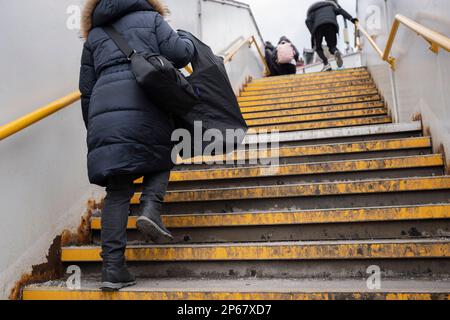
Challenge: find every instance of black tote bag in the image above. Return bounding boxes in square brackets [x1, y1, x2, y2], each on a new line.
[174, 31, 249, 158]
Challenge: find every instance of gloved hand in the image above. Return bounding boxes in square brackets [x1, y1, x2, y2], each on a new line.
[351, 18, 359, 24]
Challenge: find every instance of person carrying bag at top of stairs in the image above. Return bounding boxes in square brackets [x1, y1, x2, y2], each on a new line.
[79, 0, 197, 292]
[306, 0, 358, 72]
[264, 37, 300, 76]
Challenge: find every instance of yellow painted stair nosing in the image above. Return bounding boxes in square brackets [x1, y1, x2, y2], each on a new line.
[90, 204, 450, 230]
[246, 108, 387, 127]
[60, 240, 450, 262]
[176, 137, 431, 165]
[165, 155, 443, 183]
[239, 89, 380, 108]
[133, 176, 450, 204]
[240, 95, 382, 114]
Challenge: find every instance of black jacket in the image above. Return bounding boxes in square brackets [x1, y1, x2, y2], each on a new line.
[79, 0, 194, 186]
[306, 1, 354, 35]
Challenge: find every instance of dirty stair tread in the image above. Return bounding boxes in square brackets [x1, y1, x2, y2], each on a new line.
[60, 238, 450, 262]
[243, 121, 422, 144]
[159, 155, 443, 183]
[23, 278, 450, 301]
[177, 136, 431, 165]
[91, 204, 450, 230]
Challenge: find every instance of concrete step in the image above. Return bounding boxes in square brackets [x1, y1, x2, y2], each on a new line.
[240, 95, 382, 114]
[248, 70, 369, 86]
[154, 176, 450, 203]
[244, 74, 372, 91]
[162, 155, 443, 184]
[252, 67, 367, 82]
[241, 78, 374, 96]
[23, 278, 450, 300]
[244, 121, 423, 145]
[247, 116, 392, 133]
[91, 204, 450, 244]
[177, 137, 431, 168]
[243, 101, 385, 120]
[61, 239, 450, 263]
[246, 108, 388, 127]
[238, 84, 377, 102]
[239, 89, 379, 108]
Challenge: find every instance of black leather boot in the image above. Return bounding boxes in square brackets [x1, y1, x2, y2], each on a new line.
[101, 258, 136, 292]
[136, 200, 173, 243]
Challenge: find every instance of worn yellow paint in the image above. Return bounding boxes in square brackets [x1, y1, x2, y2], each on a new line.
[91, 204, 450, 230]
[168, 155, 442, 183]
[245, 75, 372, 92]
[133, 176, 450, 204]
[241, 79, 374, 96]
[22, 289, 450, 301]
[176, 137, 431, 165]
[239, 89, 380, 108]
[252, 67, 366, 82]
[60, 241, 450, 262]
[238, 84, 377, 102]
[247, 108, 387, 127]
[250, 70, 369, 86]
[247, 73, 371, 88]
[240, 95, 382, 114]
[246, 116, 392, 133]
[243, 101, 385, 120]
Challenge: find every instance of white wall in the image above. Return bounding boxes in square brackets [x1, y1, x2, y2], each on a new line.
[357, 0, 450, 160]
[0, 0, 264, 299]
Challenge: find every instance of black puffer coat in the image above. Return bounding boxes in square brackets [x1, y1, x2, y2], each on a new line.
[306, 1, 354, 35]
[79, 0, 194, 186]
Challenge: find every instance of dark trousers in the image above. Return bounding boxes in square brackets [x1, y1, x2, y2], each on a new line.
[100, 170, 171, 261]
[314, 24, 338, 65]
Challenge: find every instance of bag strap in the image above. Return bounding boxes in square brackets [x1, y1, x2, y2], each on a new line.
[103, 26, 136, 60]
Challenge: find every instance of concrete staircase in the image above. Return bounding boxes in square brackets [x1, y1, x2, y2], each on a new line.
[23, 67, 450, 300]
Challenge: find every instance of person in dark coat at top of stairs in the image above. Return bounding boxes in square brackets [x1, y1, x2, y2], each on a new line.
[79, 0, 195, 292]
[306, 0, 358, 71]
[265, 37, 300, 76]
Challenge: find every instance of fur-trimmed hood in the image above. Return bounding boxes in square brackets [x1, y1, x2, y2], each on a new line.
[81, 0, 168, 38]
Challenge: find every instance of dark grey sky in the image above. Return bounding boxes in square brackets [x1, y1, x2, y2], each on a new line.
[243, 0, 357, 52]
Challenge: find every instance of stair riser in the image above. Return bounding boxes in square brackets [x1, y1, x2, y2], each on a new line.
[273, 132, 424, 148]
[245, 76, 373, 92]
[239, 85, 377, 102]
[248, 71, 370, 86]
[149, 191, 450, 215]
[164, 167, 443, 190]
[74, 259, 450, 280]
[92, 220, 450, 244]
[241, 79, 375, 96]
[175, 149, 432, 170]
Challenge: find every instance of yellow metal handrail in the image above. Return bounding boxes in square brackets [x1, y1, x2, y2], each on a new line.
[0, 91, 81, 140]
[356, 14, 450, 70]
[0, 35, 268, 140]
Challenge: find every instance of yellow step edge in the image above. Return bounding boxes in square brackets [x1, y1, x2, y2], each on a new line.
[238, 84, 377, 102]
[250, 70, 370, 85]
[241, 79, 374, 96]
[22, 289, 450, 301]
[248, 73, 371, 87]
[239, 89, 380, 108]
[240, 95, 382, 114]
[246, 116, 392, 133]
[91, 204, 450, 230]
[176, 137, 431, 165]
[252, 67, 367, 82]
[166, 155, 442, 183]
[246, 108, 387, 127]
[60, 240, 450, 262]
[243, 101, 385, 120]
[245, 75, 372, 91]
[132, 176, 450, 204]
